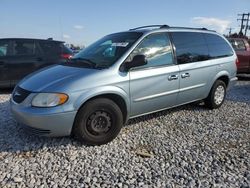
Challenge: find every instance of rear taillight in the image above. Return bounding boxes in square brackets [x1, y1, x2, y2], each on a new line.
[235, 58, 240, 68]
[61, 53, 72, 59]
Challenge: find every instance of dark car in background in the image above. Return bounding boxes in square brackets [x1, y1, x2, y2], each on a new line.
[0, 38, 73, 88]
[228, 38, 250, 74]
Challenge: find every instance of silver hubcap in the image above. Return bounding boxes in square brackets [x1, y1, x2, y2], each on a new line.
[214, 85, 225, 105]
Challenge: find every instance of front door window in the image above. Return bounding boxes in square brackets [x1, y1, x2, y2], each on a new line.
[128, 33, 174, 69]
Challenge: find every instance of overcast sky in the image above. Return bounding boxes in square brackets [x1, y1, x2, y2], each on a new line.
[0, 0, 249, 46]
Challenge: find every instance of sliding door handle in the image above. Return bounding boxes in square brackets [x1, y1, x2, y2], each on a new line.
[181, 73, 190, 78]
[168, 75, 179, 81]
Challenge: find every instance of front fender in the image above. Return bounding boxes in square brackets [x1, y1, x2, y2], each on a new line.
[73, 85, 130, 117]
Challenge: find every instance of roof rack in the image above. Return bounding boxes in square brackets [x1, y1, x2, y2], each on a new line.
[169, 26, 208, 30]
[129, 25, 213, 32]
[129, 25, 170, 31]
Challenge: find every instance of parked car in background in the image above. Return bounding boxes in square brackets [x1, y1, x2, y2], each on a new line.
[228, 38, 250, 73]
[71, 49, 81, 55]
[11, 25, 237, 145]
[0, 38, 73, 88]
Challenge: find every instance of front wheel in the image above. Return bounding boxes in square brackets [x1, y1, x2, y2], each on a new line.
[73, 98, 123, 145]
[205, 80, 227, 109]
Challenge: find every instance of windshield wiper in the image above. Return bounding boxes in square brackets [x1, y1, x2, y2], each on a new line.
[69, 58, 97, 68]
[65, 58, 109, 69]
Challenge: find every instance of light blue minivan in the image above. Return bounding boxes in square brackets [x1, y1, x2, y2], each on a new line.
[11, 25, 237, 145]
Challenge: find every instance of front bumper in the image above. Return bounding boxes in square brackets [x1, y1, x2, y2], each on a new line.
[11, 99, 77, 137]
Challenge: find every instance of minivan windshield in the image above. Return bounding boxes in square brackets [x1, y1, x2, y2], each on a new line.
[69, 32, 143, 69]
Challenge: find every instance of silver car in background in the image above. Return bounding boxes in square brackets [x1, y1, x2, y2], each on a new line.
[11, 25, 237, 145]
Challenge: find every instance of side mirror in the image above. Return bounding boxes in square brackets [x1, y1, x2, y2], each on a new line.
[123, 55, 147, 71]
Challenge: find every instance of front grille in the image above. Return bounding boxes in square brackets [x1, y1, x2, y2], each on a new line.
[12, 86, 31, 104]
[20, 124, 51, 136]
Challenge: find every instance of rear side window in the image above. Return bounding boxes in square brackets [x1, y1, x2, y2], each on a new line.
[0, 40, 10, 57]
[204, 34, 234, 58]
[13, 40, 36, 56]
[39, 41, 62, 56]
[171, 32, 209, 64]
[229, 39, 246, 51]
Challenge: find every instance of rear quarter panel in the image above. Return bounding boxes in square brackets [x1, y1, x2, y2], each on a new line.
[209, 55, 237, 93]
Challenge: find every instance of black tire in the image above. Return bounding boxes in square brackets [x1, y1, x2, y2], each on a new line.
[73, 98, 123, 145]
[205, 80, 227, 109]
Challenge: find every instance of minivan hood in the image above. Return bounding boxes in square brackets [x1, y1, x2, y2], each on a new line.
[19, 65, 99, 92]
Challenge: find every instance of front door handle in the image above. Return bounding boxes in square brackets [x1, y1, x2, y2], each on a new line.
[181, 73, 190, 78]
[168, 75, 179, 81]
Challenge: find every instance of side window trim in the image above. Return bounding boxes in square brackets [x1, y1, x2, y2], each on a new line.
[168, 32, 178, 65]
[130, 60, 176, 72]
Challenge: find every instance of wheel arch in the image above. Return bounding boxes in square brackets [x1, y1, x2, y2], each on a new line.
[205, 71, 230, 99]
[85, 94, 128, 124]
[216, 75, 229, 87]
[211, 71, 230, 89]
[74, 87, 130, 124]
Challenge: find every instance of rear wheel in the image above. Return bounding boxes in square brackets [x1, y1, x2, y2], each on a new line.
[205, 80, 226, 109]
[73, 98, 123, 145]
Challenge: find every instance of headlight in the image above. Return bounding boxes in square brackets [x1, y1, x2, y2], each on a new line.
[32, 93, 68, 107]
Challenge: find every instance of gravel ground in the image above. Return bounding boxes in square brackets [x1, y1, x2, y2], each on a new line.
[0, 79, 249, 188]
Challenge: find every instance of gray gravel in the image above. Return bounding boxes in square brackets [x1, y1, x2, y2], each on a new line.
[0, 79, 250, 187]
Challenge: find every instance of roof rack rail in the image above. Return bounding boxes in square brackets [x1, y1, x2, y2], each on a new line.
[169, 26, 209, 30]
[171, 27, 217, 32]
[129, 25, 170, 31]
[129, 25, 215, 32]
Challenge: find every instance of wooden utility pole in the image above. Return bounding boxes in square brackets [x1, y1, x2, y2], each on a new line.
[237, 13, 250, 36]
[245, 13, 250, 36]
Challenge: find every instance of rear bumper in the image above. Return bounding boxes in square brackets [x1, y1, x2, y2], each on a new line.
[11, 100, 77, 137]
[228, 77, 238, 89]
